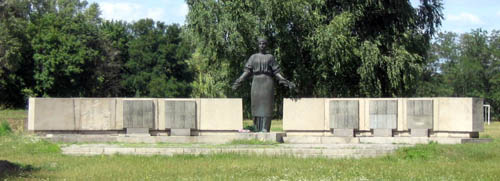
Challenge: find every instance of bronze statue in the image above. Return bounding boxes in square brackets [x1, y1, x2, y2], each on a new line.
[232, 37, 295, 132]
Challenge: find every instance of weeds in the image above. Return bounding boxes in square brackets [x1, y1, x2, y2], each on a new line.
[0, 121, 12, 136]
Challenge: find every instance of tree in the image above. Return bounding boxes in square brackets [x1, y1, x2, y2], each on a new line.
[0, 0, 35, 107]
[94, 20, 130, 97]
[122, 20, 193, 97]
[186, 0, 443, 117]
[29, 0, 101, 97]
[424, 29, 500, 119]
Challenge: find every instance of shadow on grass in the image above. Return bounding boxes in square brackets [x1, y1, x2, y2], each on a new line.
[0, 160, 38, 179]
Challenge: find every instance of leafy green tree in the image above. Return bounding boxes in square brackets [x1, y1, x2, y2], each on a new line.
[94, 20, 130, 97]
[29, 0, 101, 97]
[424, 29, 500, 118]
[0, 0, 35, 107]
[187, 48, 229, 98]
[123, 20, 193, 97]
[187, 0, 443, 117]
[416, 31, 457, 96]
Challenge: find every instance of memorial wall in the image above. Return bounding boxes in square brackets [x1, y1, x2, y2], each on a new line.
[28, 98, 243, 136]
[283, 98, 484, 138]
[29, 97, 483, 138]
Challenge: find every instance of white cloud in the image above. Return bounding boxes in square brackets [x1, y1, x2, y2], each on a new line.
[99, 2, 166, 22]
[497, 11, 500, 16]
[447, 12, 484, 25]
[88, 0, 187, 24]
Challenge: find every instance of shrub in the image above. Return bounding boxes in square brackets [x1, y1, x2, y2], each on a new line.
[0, 121, 12, 136]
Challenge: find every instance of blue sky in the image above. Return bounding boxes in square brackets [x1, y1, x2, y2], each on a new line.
[88, 0, 500, 33]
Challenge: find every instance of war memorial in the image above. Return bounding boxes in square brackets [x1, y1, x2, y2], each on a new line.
[26, 38, 488, 158]
[26, 96, 486, 157]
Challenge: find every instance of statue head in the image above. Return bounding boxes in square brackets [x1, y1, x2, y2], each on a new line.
[258, 37, 267, 53]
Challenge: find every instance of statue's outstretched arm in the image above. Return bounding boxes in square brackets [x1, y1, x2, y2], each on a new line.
[232, 71, 250, 90]
[275, 73, 296, 89]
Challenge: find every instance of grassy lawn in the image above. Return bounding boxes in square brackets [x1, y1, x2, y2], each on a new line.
[2, 109, 500, 180]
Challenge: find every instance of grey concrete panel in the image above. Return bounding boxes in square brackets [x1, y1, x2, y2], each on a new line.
[123, 100, 154, 128]
[165, 101, 175, 128]
[387, 100, 397, 114]
[329, 100, 359, 129]
[408, 100, 433, 129]
[185, 101, 196, 128]
[143, 101, 154, 128]
[369, 100, 397, 129]
[165, 101, 196, 129]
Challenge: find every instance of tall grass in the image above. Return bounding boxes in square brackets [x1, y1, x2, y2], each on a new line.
[0, 109, 26, 133]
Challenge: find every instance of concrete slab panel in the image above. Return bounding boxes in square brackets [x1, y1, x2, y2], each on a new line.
[369, 100, 397, 129]
[79, 98, 116, 130]
[33, 98, 76, 130]
[199, 99, 242, 131]
[158, 98, 200, 130]
[407, 100, 433, 129]
[283, 98, 325, 131]
[165, 101, 196, 129]
[123, 100, 154, 128]
[436, 98, 474, 131]
[329, 100, 359, 129]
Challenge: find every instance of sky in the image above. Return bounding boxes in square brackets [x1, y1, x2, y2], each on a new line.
[87, 0, 500, 34]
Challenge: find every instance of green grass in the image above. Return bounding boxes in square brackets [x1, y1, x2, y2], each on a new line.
[227, 139, 279, 146]
[243, 119, 283, 132]
[2, 109, 500, 180]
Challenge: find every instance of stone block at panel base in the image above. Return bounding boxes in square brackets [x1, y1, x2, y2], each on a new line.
[333, 129, 354, 137]
[411, 129, 429, 137]
[373, 129, 392, 137]
[170, 129, 191, 136]
[127, 128, 149, 135]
